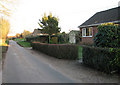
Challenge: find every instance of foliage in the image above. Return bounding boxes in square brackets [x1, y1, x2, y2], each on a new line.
[0, 39, 9, 46]
[38, 13, 61, 43]
[15, 33, 21, 38]
[31, 42, 80, 60]
[22, 30, 31, 38]
[26, 36, 49, 43]
[26, 37, 34, 42]
[94, 23, 120, 47]
[58, 32, 69, 44]
[51, 36, 58, 44]
[0, 0, 10, 16]
[0, 17, 10, 43]
[38, 13, 61, 35]
[82, 46, 120, 74]
[0, 0, 17, 16]
[75, 32, 81, 44]
[109, 48, 120, 72]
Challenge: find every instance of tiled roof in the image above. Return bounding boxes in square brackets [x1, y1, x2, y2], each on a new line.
[79, 6, 120, 27]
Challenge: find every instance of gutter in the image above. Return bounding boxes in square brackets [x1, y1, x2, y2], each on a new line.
[78, 20, 120, 28]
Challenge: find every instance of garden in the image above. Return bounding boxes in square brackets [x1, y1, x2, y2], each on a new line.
[30, 23, 120, 74]
[82, 23, 120, 74]
[14, 13, 120, 74]
[14, 38, 31, 47]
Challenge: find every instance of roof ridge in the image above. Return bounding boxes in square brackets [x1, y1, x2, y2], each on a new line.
[97, 6, 119, 14]
[79, 6, 120, 27]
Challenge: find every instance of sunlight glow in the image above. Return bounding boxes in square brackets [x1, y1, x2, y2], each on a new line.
[8, 0, 119, 36]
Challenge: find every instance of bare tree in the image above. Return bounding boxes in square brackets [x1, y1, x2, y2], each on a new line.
[0, 17, 10, 43]
[0, 0, 17, 44]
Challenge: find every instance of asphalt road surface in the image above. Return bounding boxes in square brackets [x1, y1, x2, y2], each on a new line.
[2, 40, 74, 83]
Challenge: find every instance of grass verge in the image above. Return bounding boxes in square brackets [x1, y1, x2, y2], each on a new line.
[14, 38, 25, 42]
[78, 46, 82, 60]
[0, 46, 8, 60]
[0, 40, 9, 68]
[17, 41, 31, 47]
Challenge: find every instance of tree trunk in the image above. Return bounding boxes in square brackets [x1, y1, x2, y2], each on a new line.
[2, 39, 5, 43]
[0, 39, 2, 44]
[0, 38, 6, 45]
[49, 35, 51, 44]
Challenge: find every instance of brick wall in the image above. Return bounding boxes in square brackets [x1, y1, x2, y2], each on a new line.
[80, 26, 98, 45]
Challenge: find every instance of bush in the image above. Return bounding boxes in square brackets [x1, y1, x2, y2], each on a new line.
[83, 46, 120, 74]
[94, 23, 120, 48]
[26, 36, 49, 43]
[31, 42, 79, 60]
[26, 36, 39, 42]
[58, 34, 69, 44]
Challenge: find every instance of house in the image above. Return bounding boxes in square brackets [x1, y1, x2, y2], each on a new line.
[69, 30, 81, 44]
[32, 28, 43, 36]
[78, 6, 120, 45]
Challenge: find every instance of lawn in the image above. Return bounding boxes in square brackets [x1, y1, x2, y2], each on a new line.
[17, 41, 31, 47]
[14, 38, 31, 47]
[14, 38, 25, 42]
[78, 46, 82, 59]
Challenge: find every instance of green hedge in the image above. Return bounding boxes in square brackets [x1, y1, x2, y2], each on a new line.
[31, 42, 79, 60]
[94, 24, 120, 48]
[83, 46, 120, 74]
[26, 36, 40, 42]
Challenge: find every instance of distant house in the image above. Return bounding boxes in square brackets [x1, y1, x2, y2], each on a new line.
[69, 30, 80, 44]
[32, 29, 43, 36]
[78, 6, 120, 45]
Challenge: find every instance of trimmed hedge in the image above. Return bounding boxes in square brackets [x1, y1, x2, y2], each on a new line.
[83, 46, 120, 74]
[26, 36, 41, 42]
[31, 42, 79, 60]
[94, 23, 120, 48]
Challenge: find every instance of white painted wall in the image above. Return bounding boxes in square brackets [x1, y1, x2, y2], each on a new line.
[69, 32, 76, 44]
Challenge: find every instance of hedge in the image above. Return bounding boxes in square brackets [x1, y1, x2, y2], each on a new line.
[83, 46, 120, 74]
[94, 23, 120, 48]
[31, 42, 79, 60]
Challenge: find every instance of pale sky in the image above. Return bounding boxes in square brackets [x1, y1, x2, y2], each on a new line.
[8, 0, 119, 36]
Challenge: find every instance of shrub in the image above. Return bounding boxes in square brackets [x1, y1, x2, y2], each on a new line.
[83, 46, 120, 74]
[94, 23, 120, 48]
[26, 36, 49, 43]
[31, 42, 79, 60]
[26, 36, 40, 42]
[58, 34, 69, 44]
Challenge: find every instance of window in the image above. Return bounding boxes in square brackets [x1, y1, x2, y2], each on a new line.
[89, 27, 92, 36]
[82, 27, 93, 37]
[82, 28, 86, 37]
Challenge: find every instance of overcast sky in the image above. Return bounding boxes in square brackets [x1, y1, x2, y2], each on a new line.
[9, 0, 119, 36]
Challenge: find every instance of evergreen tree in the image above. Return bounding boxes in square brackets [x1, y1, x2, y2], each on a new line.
[38, 13, 61, 43]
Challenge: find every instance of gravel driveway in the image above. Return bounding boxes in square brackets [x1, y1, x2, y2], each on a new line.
[25, 47, 120, 83]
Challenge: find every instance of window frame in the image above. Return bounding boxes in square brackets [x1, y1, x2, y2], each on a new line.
[82, 27, 93, 37]
[82, 28, 86, 37]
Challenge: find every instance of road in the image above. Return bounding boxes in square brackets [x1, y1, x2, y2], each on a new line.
[2, 40, 74, 83]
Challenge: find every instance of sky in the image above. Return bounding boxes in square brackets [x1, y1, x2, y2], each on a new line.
[8, 0, 120, 36]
